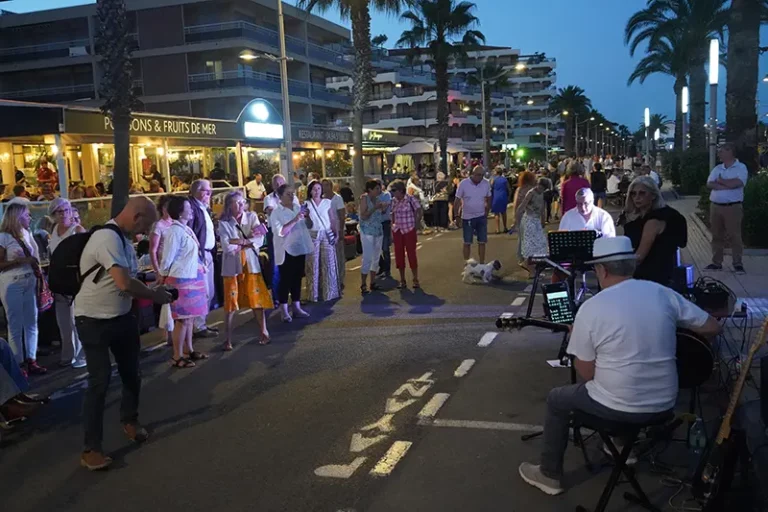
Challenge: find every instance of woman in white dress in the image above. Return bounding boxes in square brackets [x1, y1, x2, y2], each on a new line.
[304, 180, 340, 302]
[48, 198, 87, 368]
[516, 178, 551, 276]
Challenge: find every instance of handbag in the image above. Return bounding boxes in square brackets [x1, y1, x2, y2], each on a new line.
[14, 234, 54, 312]
[159, 303, 174, 332]
[235, 218, 273, 289]
[308, 200, 338, 246]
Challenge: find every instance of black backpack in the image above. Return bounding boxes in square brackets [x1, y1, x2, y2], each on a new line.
[48, 224, 126, 297]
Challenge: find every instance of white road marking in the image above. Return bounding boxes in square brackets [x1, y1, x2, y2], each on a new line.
[385, 397, 417, 414]
[426, 237, 434, 241]
[416, 243, 423, 250]
[314, 457, 367, 479]
[143, 341, 168, 353]
[453, 359, 476, 378]
[417, 393, 450, 420]
[359, 414, 395, 434]
[370, 441, 413, 477]
[411, 371, 434, 382]
[511, 296, 526, 307]
[238, 309, 252, 316]
[477, 332, 498, 347]
[349, 432, 389, 453]
[392, 381, 432, 398]
[523, 284, 533, 292]
[209, 320, 224, 327]
[434, 233, 443, 238]
[426, 418, 542, 432]
[349, 265, 361, 271]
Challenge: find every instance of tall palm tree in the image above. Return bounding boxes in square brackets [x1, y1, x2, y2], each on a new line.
[96, 0, 139, 216]
[550, 85, 592, 156]
[627, 32, 688, 150]
[397, 0, 485, 175]
[298, 0, 407, 194]
[467, 64, 509, 160]
[725, 0, 762, 172]
[625, 0, 729, 152]
[618, 124, 632, 155]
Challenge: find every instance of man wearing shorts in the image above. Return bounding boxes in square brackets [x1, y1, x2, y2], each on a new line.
[455, 166, 491, 263]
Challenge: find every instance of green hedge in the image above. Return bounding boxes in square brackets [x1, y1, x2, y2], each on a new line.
[698, 170, 768, 248]
[662, 150, 710, 194]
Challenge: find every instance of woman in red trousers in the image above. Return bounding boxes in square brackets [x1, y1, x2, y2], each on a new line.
[389, 180, 422, 290]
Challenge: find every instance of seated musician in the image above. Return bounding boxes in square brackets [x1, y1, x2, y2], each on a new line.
[558, 188, 615, 238]
[519, 236, 721, 496]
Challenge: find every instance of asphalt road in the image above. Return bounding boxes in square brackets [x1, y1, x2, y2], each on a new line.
[0, 221, 694, 512]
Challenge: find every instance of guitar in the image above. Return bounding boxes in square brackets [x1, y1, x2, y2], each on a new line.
[692, 317, 768, 505]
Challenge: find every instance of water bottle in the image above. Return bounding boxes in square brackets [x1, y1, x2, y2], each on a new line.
[688, 417, 706, 455]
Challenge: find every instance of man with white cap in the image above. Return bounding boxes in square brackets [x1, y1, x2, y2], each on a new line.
[519, 236, 721, 496]
[558, 188, 615, 238]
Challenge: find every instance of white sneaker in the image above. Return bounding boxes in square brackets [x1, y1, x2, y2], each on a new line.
[72, 358, 88, 369]
[602, 442, 638, 465]
[518, 462, 564, 496]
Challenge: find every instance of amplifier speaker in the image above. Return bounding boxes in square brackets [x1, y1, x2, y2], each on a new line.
[671, 265, 694, 295]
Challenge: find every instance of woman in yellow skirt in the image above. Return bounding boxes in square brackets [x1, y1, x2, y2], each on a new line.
[218, 190, 273, 349]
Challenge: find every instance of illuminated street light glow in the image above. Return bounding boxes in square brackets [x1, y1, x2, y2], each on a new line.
[709, 39, 719, 85]
[515, 63, 526, 71]
[644, 107, 650, 128]
[682, 86, 689, 114]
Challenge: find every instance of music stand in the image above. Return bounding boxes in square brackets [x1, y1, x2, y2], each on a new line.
[524, 230, 597, 319]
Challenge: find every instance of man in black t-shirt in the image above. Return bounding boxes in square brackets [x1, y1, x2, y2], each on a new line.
[589, 163, 607, 208]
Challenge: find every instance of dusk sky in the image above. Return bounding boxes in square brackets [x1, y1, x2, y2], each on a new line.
[5, 0, 768, 130]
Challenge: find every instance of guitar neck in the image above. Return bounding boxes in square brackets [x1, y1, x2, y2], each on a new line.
[713, 319, 768, 445]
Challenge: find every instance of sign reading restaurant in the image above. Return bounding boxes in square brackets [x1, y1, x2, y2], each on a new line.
[292, 126, 352, 144]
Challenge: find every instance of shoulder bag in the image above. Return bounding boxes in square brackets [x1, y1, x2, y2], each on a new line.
[235, 217, 272, 289]
[14, 234, 54, 312]
[308, 200, 337, 246]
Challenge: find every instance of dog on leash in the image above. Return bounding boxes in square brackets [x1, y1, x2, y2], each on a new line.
[461, 259, 502, 284]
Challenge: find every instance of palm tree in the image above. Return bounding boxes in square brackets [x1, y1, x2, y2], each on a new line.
[625, 0, 729, 152]
[397, 0, 485, 175]
[725, 0, 762, 172]
[618, 124, 632, 155]
[298, 0, 407, 194]
[96, 0, 139, 216]
[467, 64, 509, 160]
[626, 33, 688, 150]
[550, 85, 592, 156]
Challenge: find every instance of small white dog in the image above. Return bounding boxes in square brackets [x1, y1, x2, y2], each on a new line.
[461, 259, 502, 284]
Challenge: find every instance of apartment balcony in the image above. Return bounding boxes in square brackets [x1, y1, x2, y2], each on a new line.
[513, 86, 557, 98]
[132, 79, 144, 96]
[188, 70, 351, 105]
[0, 83, 95, 102]
[183, 22, 351, 70]
[0, 38, 91, 64]
[365, 112, 435, 130]
[509, 73, 556, 84]
[369, 89, 438, 107]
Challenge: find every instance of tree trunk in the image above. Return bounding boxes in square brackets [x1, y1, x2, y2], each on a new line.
[350, 4, 373, 195]
[689, 64, 707, 151]
[110, 112, 131, 217]
[726, 0, 760, 173]
[435, 59, 449, 176]
[563, 118, 574, 156]
[673, 75, 685, 150]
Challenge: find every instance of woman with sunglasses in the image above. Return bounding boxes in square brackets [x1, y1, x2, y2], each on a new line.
[623, 176, 687, 287]
[48, 199, 87, 368]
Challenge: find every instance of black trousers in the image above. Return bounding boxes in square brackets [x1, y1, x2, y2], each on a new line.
[379, 220, 392, 275]
[278, 253, 306, 304]
[77, 312, 141, 452]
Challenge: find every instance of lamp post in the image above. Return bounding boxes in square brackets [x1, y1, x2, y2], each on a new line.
[586, 116, 595, 155]
[708, 38, 719, 170]
[682, 85, 689, 151]
[276, 0, 294, 181]
[478, 65, 507, 171]
[644, 107, 650, 164]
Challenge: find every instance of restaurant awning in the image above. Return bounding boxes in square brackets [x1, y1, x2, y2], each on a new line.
[392, 139, 435, 155]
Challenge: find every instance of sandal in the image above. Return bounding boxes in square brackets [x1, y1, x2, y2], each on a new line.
[187, 351, 208, 361]
[412, 280, 421, 289]
[397, 280, 408, 289]
[170, 357, 195, 368]
[361, 284, 369, 295]
[222, 342, 234, 352]
[258, 334, 271, 345]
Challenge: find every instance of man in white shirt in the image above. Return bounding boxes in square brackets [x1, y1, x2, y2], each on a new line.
[188, 179, 218, 338]
[558, 188, 615, 237]
[705, 142, 749, 273]
[454, 166, 491, 263]
[76, 197, 174, 471]
[519, 236, 720, 496]
[245, 173, 266, 202]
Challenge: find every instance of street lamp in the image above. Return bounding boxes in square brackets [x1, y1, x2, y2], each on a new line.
[708, 38, 719, 169]
[681, 85, 689, 151]
[478, 64, 508, 171]
[644, 107, 650, 164]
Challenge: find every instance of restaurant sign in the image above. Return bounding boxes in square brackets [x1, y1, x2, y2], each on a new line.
[64, 109, 239, 139]
[292, 127, 352, 144]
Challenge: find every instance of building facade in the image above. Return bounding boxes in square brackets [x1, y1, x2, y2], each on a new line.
[0, 0, 353, 126]
[326, 46, 557, 154]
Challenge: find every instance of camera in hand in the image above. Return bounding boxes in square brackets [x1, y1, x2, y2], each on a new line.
[166, 287, 179, 301]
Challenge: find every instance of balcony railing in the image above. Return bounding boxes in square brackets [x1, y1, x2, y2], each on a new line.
[132, 79, 144, 96]
[184, 21, 351, 69]
[0, 38, 91, 63]
[0, 83, 95, 101]
[188, 70, 351, 104]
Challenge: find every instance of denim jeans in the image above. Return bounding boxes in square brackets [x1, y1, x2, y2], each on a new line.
[0, 339, 28, 404]
[540, 383, 670, 479]
[379, 220, 392, 275]
[0, 273, 38, 363]
[54, 293, 85, 365]
[77, 312, 141, 452]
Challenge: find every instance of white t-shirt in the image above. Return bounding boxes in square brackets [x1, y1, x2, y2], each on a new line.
[607, 175, 621, 194]
[74, 221, 138, 319]
[330, 193, 345, 212]
[305, 198, 333, 234]
[567, 279, 710, 413]
[650, 170, 661, 187]
[558, 207, 615, 237]
[264, 192, 300, 228]
[0, 229, 39, 278]
[707, 160, 748, 204]
[245, 180, 266, 200]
